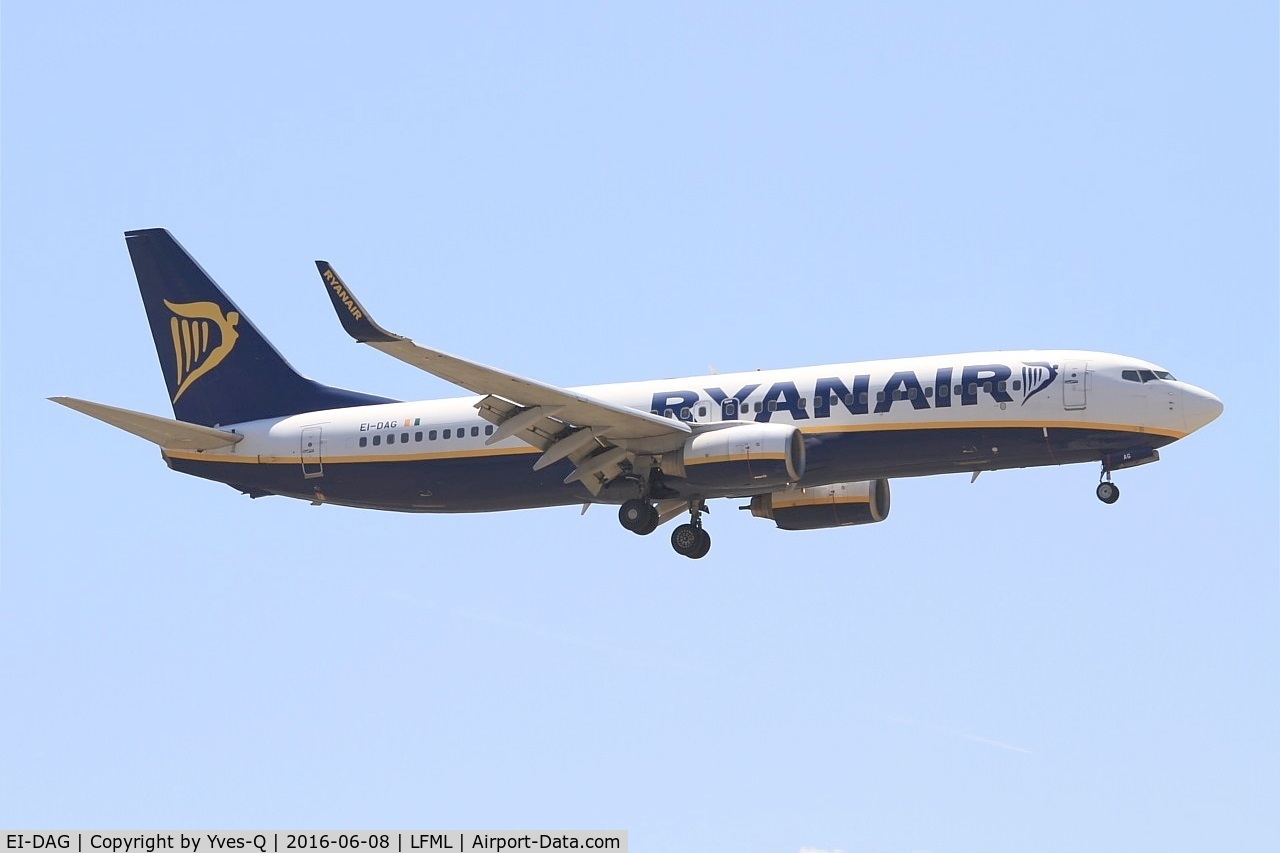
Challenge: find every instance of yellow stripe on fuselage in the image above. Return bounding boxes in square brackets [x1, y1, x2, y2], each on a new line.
[162, 419, 1182, 466]
[798, 418, 1188, 440]
[163, 445, 541, 464]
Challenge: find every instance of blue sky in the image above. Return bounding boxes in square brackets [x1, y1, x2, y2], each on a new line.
[2, 3, 1276, 850]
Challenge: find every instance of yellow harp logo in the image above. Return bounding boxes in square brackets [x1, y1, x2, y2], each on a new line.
[164, 300, 241, 403]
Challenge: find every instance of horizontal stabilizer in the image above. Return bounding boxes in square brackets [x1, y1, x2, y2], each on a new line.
[50, 397, 244, 451]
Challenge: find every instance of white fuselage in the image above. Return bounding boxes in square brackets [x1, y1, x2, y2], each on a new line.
[160, 349, 1222, 512]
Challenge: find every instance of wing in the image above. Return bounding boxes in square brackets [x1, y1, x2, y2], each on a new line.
[50, 397, 244, 451]
[316, 262, 690, 494]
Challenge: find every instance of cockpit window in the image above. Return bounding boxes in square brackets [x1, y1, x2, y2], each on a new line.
[1123, 368, 1176, 383]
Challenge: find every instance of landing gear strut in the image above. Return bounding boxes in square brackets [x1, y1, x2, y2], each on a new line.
[671, 501, 711, 559]
[1096, 465, 1120, 505]
[618, 498, 659, 535]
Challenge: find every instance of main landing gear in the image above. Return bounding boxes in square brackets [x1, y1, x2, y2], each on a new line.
[670, 501, 711, 560]
[618, 498, 659, 535]
[617, 497, 712, 558]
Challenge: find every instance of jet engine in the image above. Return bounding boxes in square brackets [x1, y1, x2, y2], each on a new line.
[661, 423, 805, 490]
[749, 479, 890, 530]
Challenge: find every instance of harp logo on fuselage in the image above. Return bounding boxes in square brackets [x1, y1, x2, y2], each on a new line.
[163, 299, 240, 403]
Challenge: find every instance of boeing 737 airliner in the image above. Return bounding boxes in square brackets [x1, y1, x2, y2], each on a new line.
[53, 230, 1223, 558]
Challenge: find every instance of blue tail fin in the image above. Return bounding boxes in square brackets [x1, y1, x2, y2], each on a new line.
[126, 229, 396, 426]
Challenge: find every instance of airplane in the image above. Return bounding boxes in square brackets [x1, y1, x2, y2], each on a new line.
[52, 229, 1224, 558]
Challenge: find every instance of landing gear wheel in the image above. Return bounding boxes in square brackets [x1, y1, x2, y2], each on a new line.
[1096, 481, 1120, 504]
[619, 499, 659, 535]
[670, 523, 711, 559]
[690, 528, 711, 559]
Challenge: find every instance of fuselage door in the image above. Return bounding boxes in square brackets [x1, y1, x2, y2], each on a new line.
[301, 425, 324, 479]
[1063, 361, 1088, 410]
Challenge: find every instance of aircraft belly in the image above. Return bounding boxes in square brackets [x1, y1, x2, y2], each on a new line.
[167, 453, 598, 512]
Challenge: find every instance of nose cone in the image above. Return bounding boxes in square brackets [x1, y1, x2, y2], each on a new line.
[1183, 386, 1224, 433]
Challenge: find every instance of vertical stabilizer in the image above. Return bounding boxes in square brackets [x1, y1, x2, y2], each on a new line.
[126, 229, 394, 426]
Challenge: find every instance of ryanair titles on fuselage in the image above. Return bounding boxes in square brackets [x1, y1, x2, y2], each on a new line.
[650, 362, 1053, 423]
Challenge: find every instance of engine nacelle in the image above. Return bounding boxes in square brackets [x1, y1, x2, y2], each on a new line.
[750, 479, 891, 530]
[661, 423, 805, 490]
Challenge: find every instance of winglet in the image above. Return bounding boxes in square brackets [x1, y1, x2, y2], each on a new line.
[315, 261, 404, 344]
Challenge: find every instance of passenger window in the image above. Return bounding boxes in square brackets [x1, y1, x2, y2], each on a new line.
[698, 406, 707, 417]
[429, 430, 437, 440]
[372, 435, 381, 446]
[680, 407, 691, 419]
[471, 426, 479, 437]
[967, 383, 977, 395]
[755, 402, 763, 413]
[415, 431, 423, 442]
[401, 432, 409, 443]
[844, 394, 855, 406]
[796, 398, 806, 409]
[387, 434, 395, 445]
[859, 392, 868, 405]
[955, 385, 963, 396]
[443, 429, 451, 439]
[997, 381, 1006, 393]
[485, 425, 494, 435]
[1011, 380, 1022, 391]
[876, 391, 885, 403]
[908, 388, 918, 400]
[359, 436, 368, 448]
[938, 385, 949, 397]
[982, 382, 992, 393]
[924, 387, 933, 398]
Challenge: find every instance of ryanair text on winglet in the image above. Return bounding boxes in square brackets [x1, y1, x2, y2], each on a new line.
[324, 269, 364, 321]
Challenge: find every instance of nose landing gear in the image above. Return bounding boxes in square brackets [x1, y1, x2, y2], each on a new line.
[1095, 448, 1159, 504]
[1096, 463, 1120, 504]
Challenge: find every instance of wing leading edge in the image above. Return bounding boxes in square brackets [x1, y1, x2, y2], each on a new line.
[315, 262, 690, 494]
